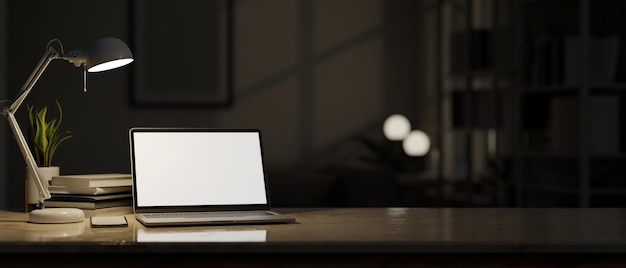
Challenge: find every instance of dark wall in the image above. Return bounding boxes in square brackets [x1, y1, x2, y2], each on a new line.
[0, 0, 7, 209]
[0, 0, 426, 210]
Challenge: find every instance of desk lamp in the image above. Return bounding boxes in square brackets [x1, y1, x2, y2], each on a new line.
[0, 37, 133, 223]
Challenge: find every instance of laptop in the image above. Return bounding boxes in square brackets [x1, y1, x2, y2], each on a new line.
[129, 127, 296, 227]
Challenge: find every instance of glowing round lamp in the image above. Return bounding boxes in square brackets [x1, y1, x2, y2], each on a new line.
[383, 114, 411, 141]
[402, 130, 430, 157]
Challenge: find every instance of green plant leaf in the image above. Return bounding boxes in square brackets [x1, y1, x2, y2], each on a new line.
[26, 100, 72, 167]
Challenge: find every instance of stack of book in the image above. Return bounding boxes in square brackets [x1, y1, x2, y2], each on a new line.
[45, 173, 133, 217]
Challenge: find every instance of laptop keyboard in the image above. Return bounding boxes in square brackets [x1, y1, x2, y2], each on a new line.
[142, 211, 272, 219]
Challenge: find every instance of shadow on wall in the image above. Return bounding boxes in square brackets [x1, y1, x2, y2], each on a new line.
[267, 125, 408, 208]
[268, 165, 400, 208]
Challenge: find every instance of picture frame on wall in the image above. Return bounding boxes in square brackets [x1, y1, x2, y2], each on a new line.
[131, 0, 232, 106]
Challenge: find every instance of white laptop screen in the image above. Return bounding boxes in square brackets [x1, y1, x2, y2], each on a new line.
[131, 130, 269, 208]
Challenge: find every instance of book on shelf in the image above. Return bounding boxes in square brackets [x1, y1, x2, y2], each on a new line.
[51, 173, 132, 188]
[45, 193, 132, 210]
[530, 35, 620, 86]
[590, 95, 619, 154]
[549, 96, 580, 153]
[49, 185, 131, 195]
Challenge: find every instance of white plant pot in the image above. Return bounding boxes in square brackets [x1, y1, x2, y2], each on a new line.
[26, 166, 60, 207]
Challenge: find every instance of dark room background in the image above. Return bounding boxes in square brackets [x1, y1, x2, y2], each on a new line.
[0, 0, 429, 211]
[3, 0, 623, 210]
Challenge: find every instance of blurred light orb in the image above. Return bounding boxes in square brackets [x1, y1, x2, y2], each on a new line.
[383, 114, 411, 141]
[402, 130, 430, 156]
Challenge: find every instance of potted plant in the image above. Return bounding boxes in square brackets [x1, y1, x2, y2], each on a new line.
[25, 100, 73, 207]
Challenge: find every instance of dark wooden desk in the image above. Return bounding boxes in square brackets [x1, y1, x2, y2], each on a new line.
[2, 208, 626, 267]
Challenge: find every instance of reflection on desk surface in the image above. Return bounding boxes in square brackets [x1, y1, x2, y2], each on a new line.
[28, 222, 85, 241]
[3, 208, 626, 250]
[137, 229, 267, 242]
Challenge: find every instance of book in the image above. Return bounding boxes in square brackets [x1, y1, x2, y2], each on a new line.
[549, 96, 580, 153]
[51, 173, 132, 187]
[49, 185, 131, 195]
[48, 193, 132, 201]
[45, 193, 132, 209]
[45, 197, 132, 210]
[565, 36, 620, 85]
[590, 95, 619, 154]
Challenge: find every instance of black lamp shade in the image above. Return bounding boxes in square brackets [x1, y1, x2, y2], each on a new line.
[86, 37, 134, 72]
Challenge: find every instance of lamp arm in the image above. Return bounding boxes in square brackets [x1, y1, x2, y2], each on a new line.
[1, 46, 61, 207]
[9, 47, 60, 112]
[5, 112, 50, 204]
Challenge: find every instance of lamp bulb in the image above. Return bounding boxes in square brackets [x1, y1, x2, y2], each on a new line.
[383, 114, 411, 141]
[402, 130, 430, 157]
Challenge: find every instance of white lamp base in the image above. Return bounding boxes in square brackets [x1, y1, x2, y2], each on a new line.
[29, 208, 85, 224]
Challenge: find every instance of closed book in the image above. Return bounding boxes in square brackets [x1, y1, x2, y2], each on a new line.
[51, 173, 132, 187]
[49, 193, 132, 202]
[49, 185, 131, 195]
[45, 198, 132, 210]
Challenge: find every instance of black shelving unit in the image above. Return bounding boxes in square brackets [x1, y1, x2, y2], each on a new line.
[437, 0, 516, 206]
[516, 0, 626, 207]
